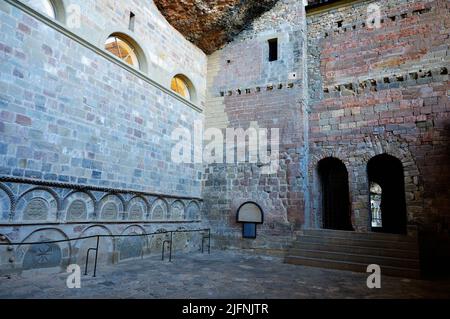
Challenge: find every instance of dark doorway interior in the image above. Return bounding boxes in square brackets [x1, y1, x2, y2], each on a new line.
[368, 154, 407, 234]
[318, 157, 353, 231]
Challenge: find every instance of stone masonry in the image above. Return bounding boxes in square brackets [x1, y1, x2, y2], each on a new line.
[0, 0, 206, 274]
[0, 0, 449, 277]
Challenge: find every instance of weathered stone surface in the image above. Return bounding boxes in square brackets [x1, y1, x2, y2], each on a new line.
[2, 251, 450, 299]
[22, 243, 62, 270]
[154, 0, 279, 54]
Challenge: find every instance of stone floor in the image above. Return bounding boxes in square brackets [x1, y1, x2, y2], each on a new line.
[0, 251, 449, 299]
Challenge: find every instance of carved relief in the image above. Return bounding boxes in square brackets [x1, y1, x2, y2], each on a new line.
[23, 198, 48, 221]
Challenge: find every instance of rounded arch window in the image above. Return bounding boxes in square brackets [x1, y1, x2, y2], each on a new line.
[105, 35, 140, 69]
[171, 75, 193, 101]
[27, 0, 56, 18]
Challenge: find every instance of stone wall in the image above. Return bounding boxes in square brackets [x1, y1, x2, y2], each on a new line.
[307, 0, 449, 232]
[203, 0, 309, 254]
[0, 179, 203, 274]
[0, 0, 207, 272]
[0, 0, 205, 196]
[21, 0, 207, 104]
[307, 0, 449, 272]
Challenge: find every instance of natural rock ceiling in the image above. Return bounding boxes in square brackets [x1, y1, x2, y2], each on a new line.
[153, 0, 280, 54]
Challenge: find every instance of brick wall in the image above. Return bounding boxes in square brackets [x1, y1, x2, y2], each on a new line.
[307, 0, 450, 234]
[203, 0, 308, 253]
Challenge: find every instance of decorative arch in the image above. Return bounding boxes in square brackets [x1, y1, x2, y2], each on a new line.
[186, 201, 201, 220]
[15, 187, 59, 222]
[73, 225, 114, 268]
[126, 196, 149, 221]
[62, 191, 95, 221]
[170, 200, 185, 220]
[308, 133, 423, 233]
[0, 183, 14, 222]
[17, 228, 71, 270]
[118, 225, 147, 261]
[98, 194, 125, 221]
[150, 198, 169, 221]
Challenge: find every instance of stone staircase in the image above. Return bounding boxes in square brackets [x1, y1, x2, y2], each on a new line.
[285, 229, 421, 278]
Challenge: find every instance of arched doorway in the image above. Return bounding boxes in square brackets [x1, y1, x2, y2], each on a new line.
[367, 154, 407, 234]
[318, 158, 353, 231]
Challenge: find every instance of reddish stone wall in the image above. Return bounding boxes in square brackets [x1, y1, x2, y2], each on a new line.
[307, 0, 450, 234]
[203, 0, 308, 253]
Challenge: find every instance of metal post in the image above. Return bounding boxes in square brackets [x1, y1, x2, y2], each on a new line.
[84, 248, 93, 276]
[169, 231, 173, 262]
[208, 228, 211, 254]
[93, 235, 100, 277]
[201, 236, 204, 254]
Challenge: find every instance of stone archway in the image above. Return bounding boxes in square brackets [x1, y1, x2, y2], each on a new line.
[318, 157, 353, 231]
[368, 154, 407, 234]
[308, 147, 355, 230]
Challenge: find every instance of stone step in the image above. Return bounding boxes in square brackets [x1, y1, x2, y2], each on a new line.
[287, 248, 420, 269]
[302, 229, 417, 243]
[285, 256, 421, 279]
[291, 241, 419, 259]
[297, 235, 417, 250]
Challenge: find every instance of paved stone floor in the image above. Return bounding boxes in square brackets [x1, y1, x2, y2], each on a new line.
[0, 251, 449, 299]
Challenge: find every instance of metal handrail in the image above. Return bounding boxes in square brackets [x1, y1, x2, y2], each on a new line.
[201, 229, 211, 254]
[161, 240, 172, 262]
[0, 228, 211, 277]
[84, 236, 99, 277]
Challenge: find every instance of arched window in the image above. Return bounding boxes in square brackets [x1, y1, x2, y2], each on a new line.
[171, 75, 192, 101]
[236, 202, 263, 239]
[105, 35, 140, 68]
[27, 0, 56, 18]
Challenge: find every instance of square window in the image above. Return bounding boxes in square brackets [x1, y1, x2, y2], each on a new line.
[268, 38, 278, 62]
[243, 223, 257, 239]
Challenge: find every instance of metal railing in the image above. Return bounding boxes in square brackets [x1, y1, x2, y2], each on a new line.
[0, 228, 211, 277]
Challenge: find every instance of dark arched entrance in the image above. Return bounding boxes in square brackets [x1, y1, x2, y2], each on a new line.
[367, 154, 407, 234]
[318, 158, 353, 231]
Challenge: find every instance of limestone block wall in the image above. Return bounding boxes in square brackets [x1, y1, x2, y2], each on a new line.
[307, 0, 450, 271]
[20, 0, 207, 105]
[0, 0, 205, 196]
[0, 0, 208, 272]
[203, 0, 309, 253]
[0, 179, 204, 274]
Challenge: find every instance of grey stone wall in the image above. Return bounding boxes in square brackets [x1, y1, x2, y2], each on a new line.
[0, 0, 205, 197]
[0, 0, 208, 273]
[0, 179, 204, 273]
[21, 0, 207, 104]
[203, 0, 309, 254]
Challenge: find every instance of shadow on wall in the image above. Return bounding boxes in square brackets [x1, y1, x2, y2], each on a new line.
[419, 123, 450, 279]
